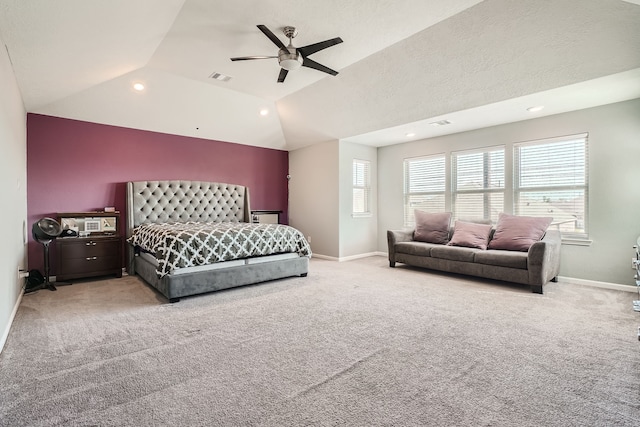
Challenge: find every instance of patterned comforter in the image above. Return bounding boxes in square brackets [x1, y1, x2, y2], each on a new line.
[128, 221, 312, 277]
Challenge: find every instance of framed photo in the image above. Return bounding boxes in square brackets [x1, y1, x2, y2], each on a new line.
[101, 217, 116, 232]
[84, 219, 101, 233]
[60, 218, 79, 232]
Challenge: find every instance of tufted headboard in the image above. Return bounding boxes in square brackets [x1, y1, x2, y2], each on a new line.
[125, 180, 251, 272]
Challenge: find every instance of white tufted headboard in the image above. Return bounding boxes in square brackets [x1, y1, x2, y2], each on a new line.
[126, 180, 251, 273]
[126, 180, 251, 236]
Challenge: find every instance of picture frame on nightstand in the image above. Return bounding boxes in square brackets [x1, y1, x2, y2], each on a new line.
[60, 218, 79, 233]
[101, 217, 116, 232]
[84, 219, 101, 233]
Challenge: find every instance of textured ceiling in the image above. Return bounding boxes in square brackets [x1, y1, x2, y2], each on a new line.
[1, 0, 639, 151]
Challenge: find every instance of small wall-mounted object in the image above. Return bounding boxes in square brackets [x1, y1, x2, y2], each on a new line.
[104, 206, 116, 212]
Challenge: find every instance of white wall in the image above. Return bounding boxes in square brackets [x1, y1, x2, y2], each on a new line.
[289, 140, 379, 260]
[338, 141, 378, 258]
[289, 140, 340, 258]
[378, 99, 640, 286]
[0, 36, 28, 351]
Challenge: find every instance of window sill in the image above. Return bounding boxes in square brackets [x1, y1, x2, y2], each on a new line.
[352, 213, 372, 219]
[561, 238, 592, 246]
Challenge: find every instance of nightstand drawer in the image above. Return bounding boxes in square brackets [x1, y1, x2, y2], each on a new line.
[58, 239, 120, 259]
[60, 255, 120, 275]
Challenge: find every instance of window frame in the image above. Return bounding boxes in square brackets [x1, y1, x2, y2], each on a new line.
[451, 145, 505, 224]
[513, 133, 589, 241]
[403, 154, 446, 227]
[352, 158, 372, 217]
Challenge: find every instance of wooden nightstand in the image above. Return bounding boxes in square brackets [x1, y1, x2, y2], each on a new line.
[56, 212, 123, 281]
[56, 236, 122, 281]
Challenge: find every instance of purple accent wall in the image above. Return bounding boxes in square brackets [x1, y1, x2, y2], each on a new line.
[27, 113, 289, 273]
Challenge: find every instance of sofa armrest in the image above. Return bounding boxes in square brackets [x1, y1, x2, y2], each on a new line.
[527, 229, 561, 291]
[387, 229, 413, 267]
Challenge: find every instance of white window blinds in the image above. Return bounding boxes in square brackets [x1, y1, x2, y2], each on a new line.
[451, 147, 505, 223]
[403, 154, 445, 226]
[353, 159, 371, 215]
[514, 133, 588, 239]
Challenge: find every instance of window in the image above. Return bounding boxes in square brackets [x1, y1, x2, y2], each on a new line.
[451, 147, 505, 223]
[514, 133, 588, 239]
[403, 154, 445, 226]
[353, 159, 371, 216]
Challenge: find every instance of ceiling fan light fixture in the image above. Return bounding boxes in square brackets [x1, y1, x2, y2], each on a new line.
[278, 50, 303, 71]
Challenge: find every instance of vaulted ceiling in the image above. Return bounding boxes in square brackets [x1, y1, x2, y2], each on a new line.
[1, 0, 639, 151]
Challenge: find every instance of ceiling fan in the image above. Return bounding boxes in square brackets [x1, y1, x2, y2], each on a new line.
[230, 25, 343, 83]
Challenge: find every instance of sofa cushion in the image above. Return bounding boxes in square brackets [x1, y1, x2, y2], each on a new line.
[488, 213, 552, 252]
[431, 245, 479, 262]
[395, 241, 438, 257]
[447, 221, 493, 250]
[474, 250, 528, 270]
[413, 210, 451, 244]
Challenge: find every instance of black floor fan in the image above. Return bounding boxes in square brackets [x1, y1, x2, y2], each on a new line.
[29, 217, 63, 292]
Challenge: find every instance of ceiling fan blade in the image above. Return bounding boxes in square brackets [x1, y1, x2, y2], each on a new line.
[230, 56, 277, 61]
[277, 68, 289, 83]
[257, 24, 287, 50]
[298, 37, 343, 57]
[302, 57, 339, 76]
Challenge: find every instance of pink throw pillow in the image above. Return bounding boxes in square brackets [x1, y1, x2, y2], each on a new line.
[413, 210, 451, 244]
[488, 213, 553, 252]
[447, 221, 493, 250]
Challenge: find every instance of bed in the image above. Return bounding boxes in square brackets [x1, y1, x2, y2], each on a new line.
[126, 180, 311, 302]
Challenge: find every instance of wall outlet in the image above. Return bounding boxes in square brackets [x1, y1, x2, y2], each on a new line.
[307, 236, 311, 243]
[634, 258, 638, 269]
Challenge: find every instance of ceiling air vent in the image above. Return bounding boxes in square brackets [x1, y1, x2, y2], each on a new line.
[209, 72, 232, 82]
[429, 120, 452, 126]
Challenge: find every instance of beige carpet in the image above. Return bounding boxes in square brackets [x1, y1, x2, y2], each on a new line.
[1, 257, 638, 426]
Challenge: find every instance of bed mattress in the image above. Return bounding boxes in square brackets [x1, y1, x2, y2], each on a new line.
[129, 221, 311, 277]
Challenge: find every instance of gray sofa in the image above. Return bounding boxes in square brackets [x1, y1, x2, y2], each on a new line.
[387, 228, 561, 294]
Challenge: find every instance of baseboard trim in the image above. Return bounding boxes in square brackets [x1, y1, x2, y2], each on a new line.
[338, 252, 381, 262]
[312, 252, 386, 262]
[0, 289, 24, 354]
[558, 276, 636, 293]
[310, 253, 337, 261]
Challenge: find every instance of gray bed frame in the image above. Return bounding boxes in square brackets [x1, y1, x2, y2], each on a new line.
[126, 180, 308, 302]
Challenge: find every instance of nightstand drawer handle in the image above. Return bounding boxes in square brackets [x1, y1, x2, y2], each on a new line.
[85, 256, 98, 261]
[85, 242, 97, 246]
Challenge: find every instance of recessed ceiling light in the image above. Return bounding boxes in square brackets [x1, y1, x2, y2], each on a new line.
[259, 108, 269, 116]
[527, 106, 544, 112]
[132, 82, 145, 91]
[429, 120, 452, 126]
[405, 132, 416, 137]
